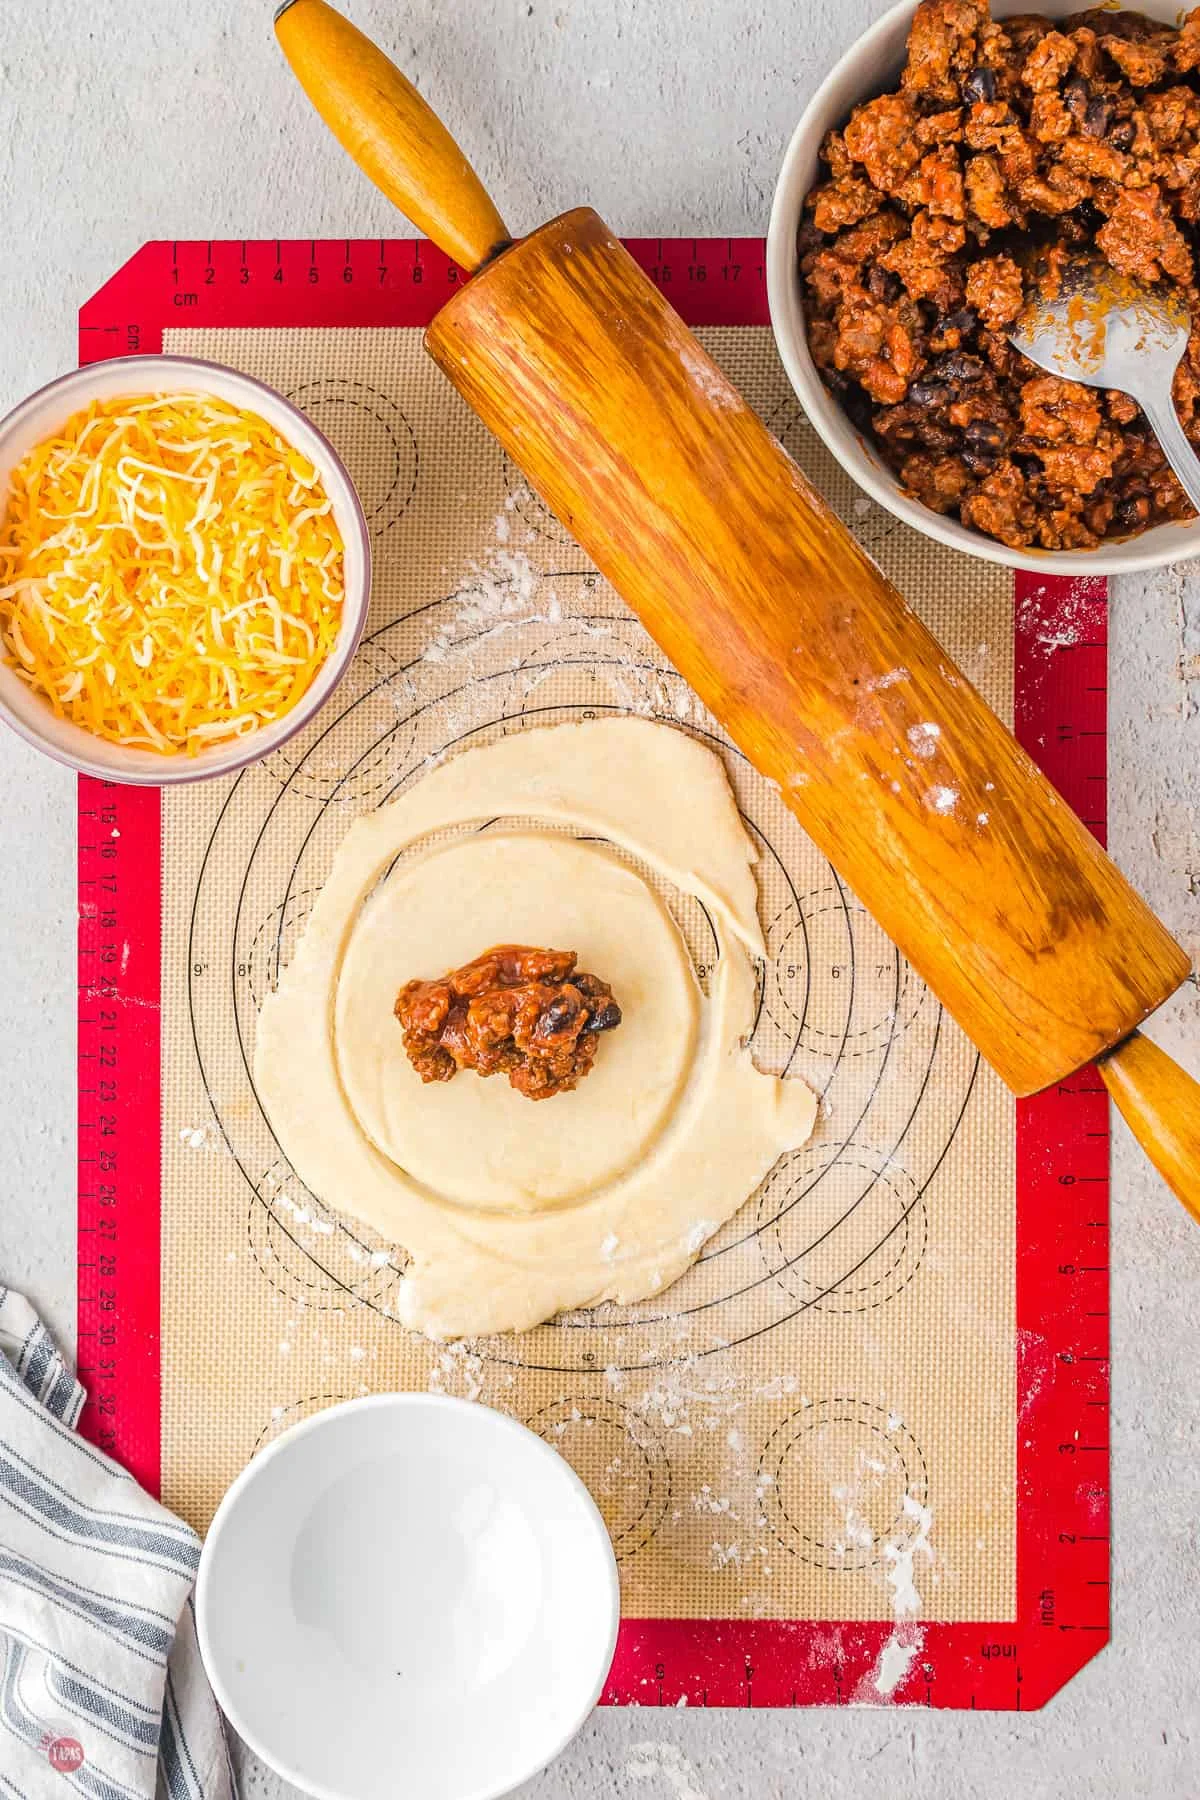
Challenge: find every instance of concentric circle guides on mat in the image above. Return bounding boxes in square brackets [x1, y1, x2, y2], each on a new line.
[187, 610, 976, 1371]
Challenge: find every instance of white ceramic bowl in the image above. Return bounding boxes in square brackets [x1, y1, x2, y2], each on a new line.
[766, 0, 1200, 574]
[195, 1394, 620, 1800]
[0, 355, 370, 782]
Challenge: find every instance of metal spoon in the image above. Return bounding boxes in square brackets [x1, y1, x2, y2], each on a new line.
[1009, 254, 1200, 514]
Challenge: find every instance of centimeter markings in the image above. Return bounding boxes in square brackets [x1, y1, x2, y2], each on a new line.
[78, 236, 771, 341]
[1014, 574, 1111, 1665]
[76, 241, 1109, 1704]
[76, 780, 162, 1496]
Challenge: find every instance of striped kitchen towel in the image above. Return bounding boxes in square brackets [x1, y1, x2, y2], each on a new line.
[0, 1288, 234, 1800]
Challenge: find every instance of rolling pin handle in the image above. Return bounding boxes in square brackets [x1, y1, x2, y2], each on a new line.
[1097, 1030, 1200, 1219]
[275, 0, 512, 275]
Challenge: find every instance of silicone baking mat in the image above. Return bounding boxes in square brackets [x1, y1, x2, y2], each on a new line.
[76, 240, 1110, 1708]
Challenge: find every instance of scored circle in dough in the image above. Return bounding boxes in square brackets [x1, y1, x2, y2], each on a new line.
[254, 718, 817, 1338]
[335, 831, 699, 1212]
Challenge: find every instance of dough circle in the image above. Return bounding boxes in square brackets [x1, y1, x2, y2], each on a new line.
[254, 718, 817, 1338]
[335, 832, 698, 1211]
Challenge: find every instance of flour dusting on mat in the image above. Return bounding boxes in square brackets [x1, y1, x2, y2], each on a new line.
[421, 547, 549, 663]
[864, 1497, 936, 1700]
[177, 1122, 216, 1152]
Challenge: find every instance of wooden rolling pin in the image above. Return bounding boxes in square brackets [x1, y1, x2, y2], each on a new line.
[275, 0, 1200, 1212]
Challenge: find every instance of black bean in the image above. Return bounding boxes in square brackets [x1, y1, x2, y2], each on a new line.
[1114, 493, 1151, 530]
[940, 307, 979, 336]
[1110, 119, 1135, 150]
[1083, 95, 1112, 138]
[909, 380, 950, 407]
[932, 351, 986, 383]
[539, 996, 581, 1035]
[962, 66, 996, 102]
[842, 385, 877, 434]
[914, 422, 959, 451]
[965, 417, 1007, 454]
[584, 1001, 622, 1034]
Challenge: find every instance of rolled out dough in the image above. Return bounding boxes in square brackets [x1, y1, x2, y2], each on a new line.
[336, 832, 698, 1212]
[254, 718, 817, 1338]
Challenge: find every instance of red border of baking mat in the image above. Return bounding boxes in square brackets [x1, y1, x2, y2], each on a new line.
[75, 239, 1110, 1709]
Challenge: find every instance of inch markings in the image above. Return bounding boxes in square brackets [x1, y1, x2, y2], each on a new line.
[76, 778, 163, 1496]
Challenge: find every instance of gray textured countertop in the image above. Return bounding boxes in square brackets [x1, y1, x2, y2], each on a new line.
[0, 2, 1197, 1794]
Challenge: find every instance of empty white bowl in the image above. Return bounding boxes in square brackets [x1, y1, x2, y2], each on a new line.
[0, 354, 370, 782]
[195, 1394, 620, 1800]
[766, 0, 1200, 575]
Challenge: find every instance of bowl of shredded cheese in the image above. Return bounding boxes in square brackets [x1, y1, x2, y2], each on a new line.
[0, 355, 370, 781]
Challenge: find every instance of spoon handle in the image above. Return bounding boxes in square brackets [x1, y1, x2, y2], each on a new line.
[1139, 387, 1200, 515]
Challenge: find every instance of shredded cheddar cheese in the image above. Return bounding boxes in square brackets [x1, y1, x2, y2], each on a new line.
[0, 393, 346, 754]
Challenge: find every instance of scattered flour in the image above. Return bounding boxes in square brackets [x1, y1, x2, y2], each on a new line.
[867, 665, 910, 691]
[345, 1244, 394, 1268]
[830, 1485, 875, 1553]
[884, 1494, 934, 1619]
[864, 1494, 936, 1699]
[677, 339, 738, 409]
[625, 1743, 713, 1800]
[427, 1339, 484, 1402]
[421, 547, 561, 664]
[691, 1485, 737, 1518]
[271, 1189, 335, 1236]
[177, 1122, 216, 1151]
[906, 721, 941, 759]
[683, 1219, 717, 1255]
[1017, 577, 1102, 656]
[874, 1634, 922, 1697]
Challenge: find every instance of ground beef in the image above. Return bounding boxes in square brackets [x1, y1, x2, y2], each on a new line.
[800, 0, 1200, 549]
[394, 944, 622, 1101]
